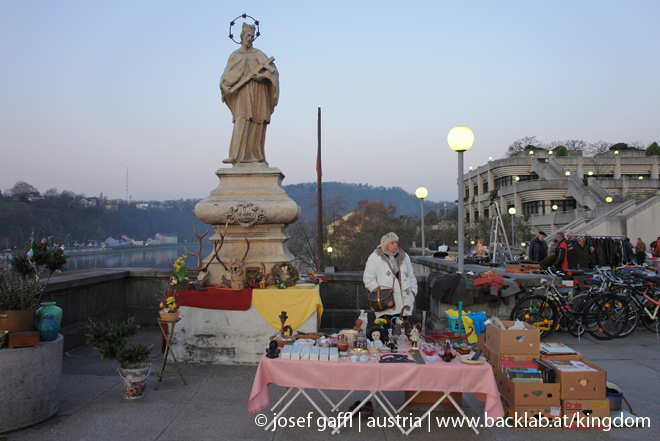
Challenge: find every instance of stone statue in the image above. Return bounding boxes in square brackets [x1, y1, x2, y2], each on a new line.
[220, 23, 279, 165]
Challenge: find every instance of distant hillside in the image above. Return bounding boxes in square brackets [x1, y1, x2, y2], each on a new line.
[284, 182, 454, 219]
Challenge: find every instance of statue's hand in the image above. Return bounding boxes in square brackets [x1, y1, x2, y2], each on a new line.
[221, 82, 232, 95]
[253, 72, 268, 81]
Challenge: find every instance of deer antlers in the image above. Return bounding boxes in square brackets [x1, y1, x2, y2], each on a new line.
[185, 226, 211, 271]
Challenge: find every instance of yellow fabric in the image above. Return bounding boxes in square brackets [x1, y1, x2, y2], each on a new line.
[445, 309, 478, 344]
[251, 285, 323, 332]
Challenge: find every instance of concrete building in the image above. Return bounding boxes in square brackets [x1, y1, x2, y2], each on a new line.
[463, 147, 660, 241]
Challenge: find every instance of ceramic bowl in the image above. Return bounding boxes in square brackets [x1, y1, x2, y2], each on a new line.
[269, 336, 295, 348]
[296, 338, 316, 346]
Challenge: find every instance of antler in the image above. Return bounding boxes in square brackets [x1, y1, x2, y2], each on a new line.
[241, 238, 251, 263]
[185, 226, 211, 271]
[200, 221, 230, 272]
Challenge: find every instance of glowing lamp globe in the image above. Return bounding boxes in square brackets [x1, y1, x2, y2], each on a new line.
[415, 187, 428, 200]
[447, 126, 474, 152]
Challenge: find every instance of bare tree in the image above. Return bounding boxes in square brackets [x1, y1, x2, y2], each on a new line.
[5, 181, 39, 198]
[585, 140, 612, 157]
[506, 136, 543, 157]
[562, 139, 588, 152]
[585, 141, 615, 177]
[43, 188, 59, 198]
[628, 140, 646, 150]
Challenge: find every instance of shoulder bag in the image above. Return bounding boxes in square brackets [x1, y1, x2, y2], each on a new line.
[368, 277, 396, 312]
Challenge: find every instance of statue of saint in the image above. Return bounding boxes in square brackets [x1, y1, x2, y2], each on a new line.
[220, 23, 279, 164]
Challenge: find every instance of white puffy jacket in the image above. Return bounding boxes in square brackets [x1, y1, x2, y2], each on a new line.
[363, 248, 418, 318]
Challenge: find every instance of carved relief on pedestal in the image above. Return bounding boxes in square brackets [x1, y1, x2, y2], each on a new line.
[225, 203, 267, 228]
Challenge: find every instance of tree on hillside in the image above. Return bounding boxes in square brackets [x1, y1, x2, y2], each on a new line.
[646, 142, 660, 156]
[327, 200, 417, 271]
[43, 188, 59, 197]
[585, 141, 615, 177]
[628, 140, 646, 150]
[585, 140, 612, 157]
[506, 136, 543, 157]
[4, 181, 39, 198]
[287, 195, 348, 272]
[555, 146, 568, 156]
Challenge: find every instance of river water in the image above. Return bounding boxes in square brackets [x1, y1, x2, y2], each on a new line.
[63, 244, 215, 272]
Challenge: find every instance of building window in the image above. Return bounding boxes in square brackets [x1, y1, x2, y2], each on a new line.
[494, 176, 512, 188]
[550, 199, 577, 213]
[474, 211, 479, 221]
[473, 184, 478, 196]
[483, 181, 489, 193]
[483, 208, 489, 218]
[522, 200, 545, 216]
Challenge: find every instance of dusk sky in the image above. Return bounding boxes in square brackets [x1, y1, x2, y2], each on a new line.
[1, 1, 658, 203]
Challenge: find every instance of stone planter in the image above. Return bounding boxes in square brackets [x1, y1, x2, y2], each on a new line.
[0, 334, 63, 433]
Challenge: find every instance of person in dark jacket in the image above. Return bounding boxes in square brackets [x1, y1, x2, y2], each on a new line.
[573, 236, 592, 268]
[528, 231, 548, 262]
[553, 232, 568, 271]
[566, 231, 576, 269]
[635, 238, 646, 265]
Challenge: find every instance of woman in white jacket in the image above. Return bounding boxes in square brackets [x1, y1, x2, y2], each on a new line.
[363, 232, 418, 334]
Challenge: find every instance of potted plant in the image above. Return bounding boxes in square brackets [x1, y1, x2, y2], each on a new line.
[0, 236, 67, 333]
[157, 254, 191, 322]
[85, 316, 153, 399]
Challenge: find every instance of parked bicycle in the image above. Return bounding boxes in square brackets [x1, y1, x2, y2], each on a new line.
[510, 267, 630, 340]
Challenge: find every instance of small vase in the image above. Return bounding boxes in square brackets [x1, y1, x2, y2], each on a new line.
[37, 314, 60, 341]
[35, 301, 63, 327]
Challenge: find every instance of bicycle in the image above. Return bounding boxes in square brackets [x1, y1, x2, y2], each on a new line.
[510, 267, 630, 340]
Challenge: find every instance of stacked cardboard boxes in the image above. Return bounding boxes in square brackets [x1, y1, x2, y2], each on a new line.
[485, 321, 609, 429]
[485, 321, 561, 429]
[542, 358, 609, 429]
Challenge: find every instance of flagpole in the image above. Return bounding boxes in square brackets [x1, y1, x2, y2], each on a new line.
[317, 107, 324, 272]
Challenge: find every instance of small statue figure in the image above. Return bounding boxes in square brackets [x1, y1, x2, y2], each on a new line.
[410, 324, 420, 348]
[265, 340, 280, 359]
[357, 310, 368, 335]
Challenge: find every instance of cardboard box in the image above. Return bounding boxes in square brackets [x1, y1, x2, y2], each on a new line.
[483, 344, 538, 373]
[8, 331, 39, 349]
[496, 369, 560, 407]
[403, 391, 462, 412]
[547, 359, 607, 400]
[500, 395, 562, 429]
[476, 333, 485, 351]
[485, 321, 540, 355]
[562, 399, 610, 429]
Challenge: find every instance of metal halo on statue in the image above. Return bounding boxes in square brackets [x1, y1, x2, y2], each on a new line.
[228, 13, 261, 44]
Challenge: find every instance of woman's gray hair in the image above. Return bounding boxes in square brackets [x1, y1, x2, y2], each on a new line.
[380, 232, 399, 251]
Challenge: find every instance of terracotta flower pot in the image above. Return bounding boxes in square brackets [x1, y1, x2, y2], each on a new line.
[0, 309, 36, 333]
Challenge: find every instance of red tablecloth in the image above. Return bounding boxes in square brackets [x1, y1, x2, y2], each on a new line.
[248, 355, 504, 419]
[177, 288, 253, 311]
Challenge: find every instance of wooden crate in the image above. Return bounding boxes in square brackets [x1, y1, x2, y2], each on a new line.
[8, 331, 39, 349]
[506, 263, 541, 273]
[403, 391, 462, 412]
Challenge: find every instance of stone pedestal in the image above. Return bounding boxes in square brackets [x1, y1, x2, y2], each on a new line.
[194, 163, 300, 286]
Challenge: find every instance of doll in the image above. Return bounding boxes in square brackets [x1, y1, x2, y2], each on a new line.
[410, 324, 420, 348]
[367, 326, 385, 349]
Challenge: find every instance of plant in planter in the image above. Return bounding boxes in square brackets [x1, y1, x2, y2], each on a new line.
[85, 316, 153, 399]
[0, 236, 67, 333]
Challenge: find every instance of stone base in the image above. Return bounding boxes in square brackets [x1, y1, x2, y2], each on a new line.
[194, 164, 301, 285]
[0, 334, 62, 433]
[170, 306, 318, 364]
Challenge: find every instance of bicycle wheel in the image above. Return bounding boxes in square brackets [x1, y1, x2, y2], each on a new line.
[583, 294, 629, 340]
[641, 295, 660, 332]
[510, 295, 558, 340]
[617, 297, 639, 338]
[565, 293, 588, 337]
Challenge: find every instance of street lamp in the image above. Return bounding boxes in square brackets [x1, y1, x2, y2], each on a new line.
[565, 171, 570, 176]
[606, 197, 613, 203]
[326, 246, 333, 268]
[552, 204, 558, 211]
[508, 207, 516, 244]
[415, 187, 428, 256]
[588, 171, 593, 176]
[448, 126, 474, 274]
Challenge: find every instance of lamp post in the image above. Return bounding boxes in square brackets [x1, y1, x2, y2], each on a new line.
[415, 187, 428, 256]
[326, 246, 333, 268]
[448, 126, 474, 274]
[508, 207, 516, 244]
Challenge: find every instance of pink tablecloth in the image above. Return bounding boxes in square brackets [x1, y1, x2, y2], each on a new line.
[248, 356, 504, 419]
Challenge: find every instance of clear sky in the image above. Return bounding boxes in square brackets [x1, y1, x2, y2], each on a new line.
[1, 0, 658, 203]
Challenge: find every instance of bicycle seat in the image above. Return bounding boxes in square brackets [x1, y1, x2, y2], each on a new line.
[583, 278, 602, 286]
[644, 275, 660, 285]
